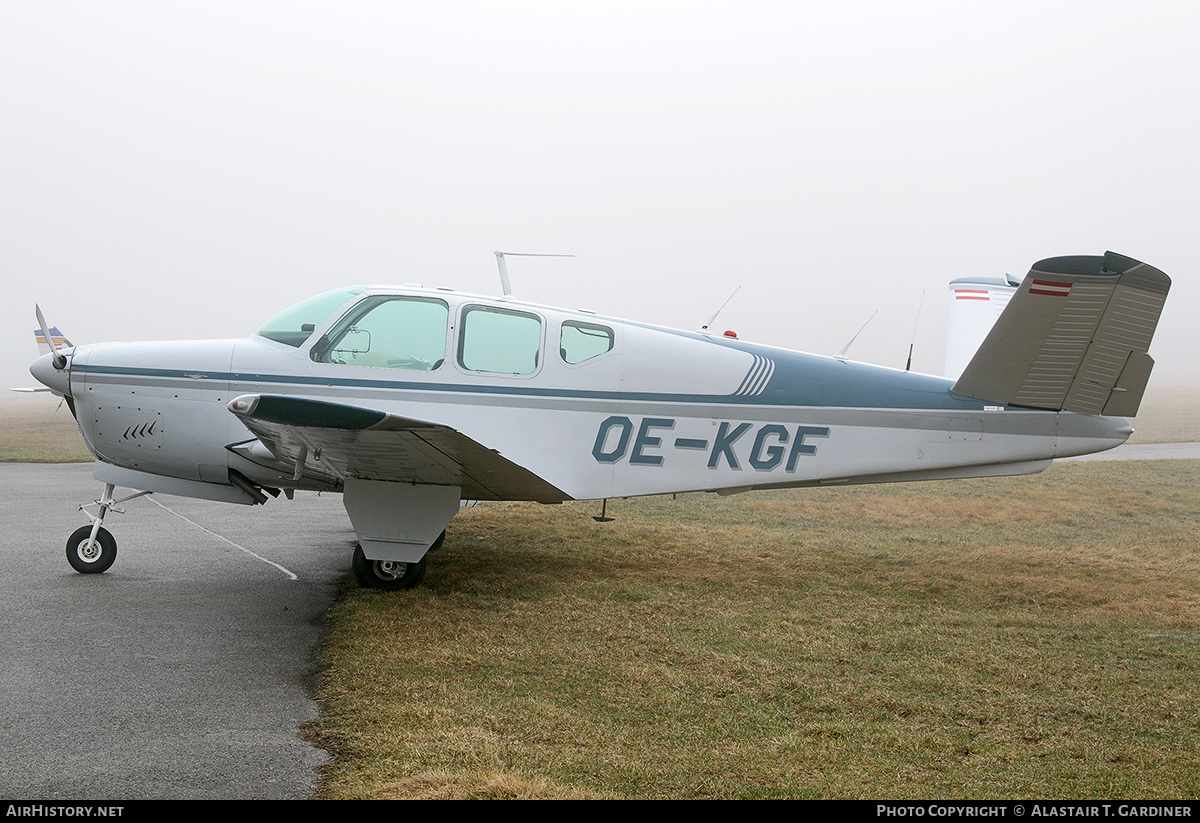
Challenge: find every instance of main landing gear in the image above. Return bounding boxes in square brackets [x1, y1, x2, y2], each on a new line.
[63, 481, 447, 590]
[65, 482, 150, 575]
[351, 529, 446, 591]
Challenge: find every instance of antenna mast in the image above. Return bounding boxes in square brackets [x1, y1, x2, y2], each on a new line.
[699, 286, 742, 333]
[494, 251, 577, 297]
[905, 290, 926, 371]
[835, 311, 878, 360]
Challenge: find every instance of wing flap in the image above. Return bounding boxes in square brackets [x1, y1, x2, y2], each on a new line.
[227, 394, 568, 501]
[951, 252, 1169, 415]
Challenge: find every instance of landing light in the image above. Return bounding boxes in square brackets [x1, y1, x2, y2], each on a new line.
[228, 396, 259, 415]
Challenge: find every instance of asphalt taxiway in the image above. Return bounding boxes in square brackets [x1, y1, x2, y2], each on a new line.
[0, 463, 353, 800]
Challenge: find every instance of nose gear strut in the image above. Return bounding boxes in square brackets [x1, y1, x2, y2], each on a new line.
[67, 483, 151, 574]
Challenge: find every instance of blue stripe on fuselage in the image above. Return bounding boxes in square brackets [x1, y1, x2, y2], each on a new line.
[72, 345, 984, 411]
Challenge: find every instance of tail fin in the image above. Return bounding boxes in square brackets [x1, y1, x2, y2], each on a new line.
[951, 252, 1170, 417]
[34, 326, 72, 356]
[944, 274, 1020, 380]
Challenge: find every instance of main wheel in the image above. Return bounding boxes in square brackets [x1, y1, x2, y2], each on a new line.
[66, 525, 117, 574]
[352, 543, 427, 590]
[428, 529, 446, 553]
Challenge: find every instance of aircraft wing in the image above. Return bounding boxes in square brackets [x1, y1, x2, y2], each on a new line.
[951, 251, 1170, 416]
[227, 394, 568, 501]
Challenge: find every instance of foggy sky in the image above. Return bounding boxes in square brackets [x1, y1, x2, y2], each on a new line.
[3, 1, 1198, 399]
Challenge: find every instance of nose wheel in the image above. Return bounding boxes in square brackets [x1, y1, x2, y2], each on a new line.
[66, 482, 150, 575]
[66, 525, 117, 574]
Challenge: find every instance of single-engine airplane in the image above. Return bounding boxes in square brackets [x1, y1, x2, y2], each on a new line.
[29, 251, 1170, 590]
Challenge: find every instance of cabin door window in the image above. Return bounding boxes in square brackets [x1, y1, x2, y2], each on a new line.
[311, 296, 449, 371]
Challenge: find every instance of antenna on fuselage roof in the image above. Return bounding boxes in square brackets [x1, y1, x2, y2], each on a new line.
[835, 310, 878, 360]
[493, 251, 577, 298]
[904, 290, 926, 372]
[699, 286, 741, 334]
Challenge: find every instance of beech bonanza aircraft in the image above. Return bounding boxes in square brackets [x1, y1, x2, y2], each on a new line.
[29, 251, 1170, 590]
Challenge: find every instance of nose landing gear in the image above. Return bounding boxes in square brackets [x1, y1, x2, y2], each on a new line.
[67, 482, 150, 575]
[66, 524, 117, 574]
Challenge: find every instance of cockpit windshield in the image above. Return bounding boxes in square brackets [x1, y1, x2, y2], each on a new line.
[255, 287, 365, 347]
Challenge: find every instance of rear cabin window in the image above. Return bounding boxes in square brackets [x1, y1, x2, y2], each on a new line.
[560, 320, 614, 364]
[457, 305, 543, 375]
[311, 296, 449, 371]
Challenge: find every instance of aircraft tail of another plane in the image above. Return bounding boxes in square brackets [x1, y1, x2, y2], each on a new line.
[950, 251, 1170, 417]
[35, 326, 72, 356]
[943, 274, 1020, 381]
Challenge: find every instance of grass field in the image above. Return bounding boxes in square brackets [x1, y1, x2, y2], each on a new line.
[0, 393, 93, 462]
[303, 460, 1200, 799]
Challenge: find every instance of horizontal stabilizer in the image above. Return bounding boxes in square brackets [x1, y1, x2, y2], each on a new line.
[951, 252, 1169, 416]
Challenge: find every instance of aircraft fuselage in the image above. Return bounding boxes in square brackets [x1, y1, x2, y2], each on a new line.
[41, 285, 1130, 508]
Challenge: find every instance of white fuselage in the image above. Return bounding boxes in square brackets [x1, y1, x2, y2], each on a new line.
[42, 286, 1131, 505]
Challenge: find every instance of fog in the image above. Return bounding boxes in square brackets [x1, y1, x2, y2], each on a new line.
[4, 2, 1198, 397]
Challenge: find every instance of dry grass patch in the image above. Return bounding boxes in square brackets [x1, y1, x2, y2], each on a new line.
[350, 769, 598, 799]
[1126, 387, 1200, 444]
[306, 460, 1200, 799]
[0, 395, 92, 462]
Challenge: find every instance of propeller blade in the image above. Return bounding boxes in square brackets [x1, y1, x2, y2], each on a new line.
[35, 304, 66, 369]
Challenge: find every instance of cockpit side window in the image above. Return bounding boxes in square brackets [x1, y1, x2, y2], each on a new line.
[560, 320, 614, 364]
[311, 296, 449, 371]
[256, 287, 365, 347]
[457, 305, 543, 375]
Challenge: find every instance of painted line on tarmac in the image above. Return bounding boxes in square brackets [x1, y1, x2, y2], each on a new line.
[146, 496, 299, 580]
